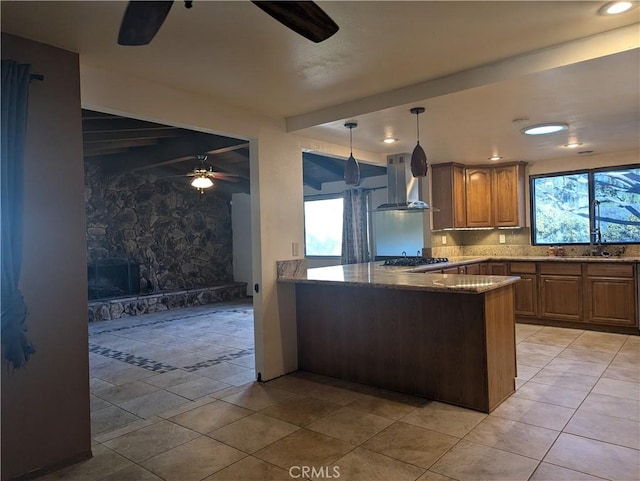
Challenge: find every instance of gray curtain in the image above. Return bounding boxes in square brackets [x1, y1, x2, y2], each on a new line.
[1, 60, 36, 369]
[341, 188, 370, 264]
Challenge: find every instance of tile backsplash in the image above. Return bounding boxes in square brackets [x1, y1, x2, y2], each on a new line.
[431, 228, 640, 257]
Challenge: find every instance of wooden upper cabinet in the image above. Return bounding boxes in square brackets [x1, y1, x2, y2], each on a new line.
[492, 163, 527, 227]
[466, 168, 493, 227]
[431, 163, 466, 230]
[432, 161, 527, 229]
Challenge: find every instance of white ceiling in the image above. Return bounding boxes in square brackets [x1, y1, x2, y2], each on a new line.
[2, 1, 639, 165]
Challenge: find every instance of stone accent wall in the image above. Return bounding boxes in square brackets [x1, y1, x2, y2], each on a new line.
[85, 162, 234, 293]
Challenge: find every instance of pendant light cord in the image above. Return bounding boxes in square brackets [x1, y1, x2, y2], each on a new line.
[349, 125, 353, 154]
[416, 112, 420, 144]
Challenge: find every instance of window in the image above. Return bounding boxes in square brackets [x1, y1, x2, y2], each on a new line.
[531, 165, 640, 245]
[304, 197, 343, 256]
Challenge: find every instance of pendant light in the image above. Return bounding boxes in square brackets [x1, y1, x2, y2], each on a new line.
[344, 121, 360, 185]
[410, 107, 428, 177]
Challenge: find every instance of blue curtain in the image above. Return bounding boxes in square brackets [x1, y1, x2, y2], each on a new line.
[341, 188, 370, 264]
[1, 60, 36, 369]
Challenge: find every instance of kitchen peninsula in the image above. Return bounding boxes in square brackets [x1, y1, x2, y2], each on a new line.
[278, 262, 520, 413]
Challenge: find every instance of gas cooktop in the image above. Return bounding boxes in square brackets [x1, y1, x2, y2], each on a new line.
[382, 257, 449, 267]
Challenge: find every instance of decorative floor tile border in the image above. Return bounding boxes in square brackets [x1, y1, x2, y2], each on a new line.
[89, 343, 255, 374]
[89, 344, 178, 373]
[182, 348, 255, 372]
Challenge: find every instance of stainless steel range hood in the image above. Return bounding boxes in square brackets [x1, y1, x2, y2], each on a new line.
[376, 153, 435, 211]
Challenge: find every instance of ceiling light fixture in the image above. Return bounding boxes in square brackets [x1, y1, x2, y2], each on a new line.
[383, 137, 398, 144]
[598, 1, 634, 15]
[564, 142, 583, 148]
[344, 121, 360, 185]
[521, 123, 569, 136]
[489, 155, 502, 161]
[191, 175, 213, 193]
[410, 107, 428, 177]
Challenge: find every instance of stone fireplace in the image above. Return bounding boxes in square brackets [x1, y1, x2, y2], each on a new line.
[84, 161, 246, 320]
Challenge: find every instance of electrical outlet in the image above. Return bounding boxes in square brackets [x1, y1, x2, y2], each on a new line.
[292, 242, 299, 256]
[441, 235, 447, 245]
[499, 234, 506, 244]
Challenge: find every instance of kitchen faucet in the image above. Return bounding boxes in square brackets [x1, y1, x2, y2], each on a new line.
[589, 199, 603, 256]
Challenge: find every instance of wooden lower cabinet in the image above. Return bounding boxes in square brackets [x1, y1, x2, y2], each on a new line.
[465, 263, 481, 275]
[487, 262, 507, 275]
[442, 266, 460, 274]
[584, 264, 637, 327]
[539, 275, 583, 321]
[509, 262, 538, 318]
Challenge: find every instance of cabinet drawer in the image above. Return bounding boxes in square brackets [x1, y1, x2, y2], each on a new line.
[509, 262, 536, 274]
[586, 263, 634, 278]
[540, 263, 582, 276]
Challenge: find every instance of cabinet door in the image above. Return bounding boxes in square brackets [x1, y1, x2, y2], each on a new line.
[492, 164, 523, 227]
[432, 163, 466, 229]
[441, 266, 459, 274]
[465, 263, 481, 275]
[585, 277, 637, 327]
[513, 274, 538, 317]
[487, 262, 507, 275]
[509, 262, 538, 317]
[540, 275, 583, 321]
[452, 165, 467, 228]
[466, 168, 493, 227]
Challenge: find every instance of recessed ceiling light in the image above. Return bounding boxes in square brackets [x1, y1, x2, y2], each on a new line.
[382, 137, 398, 144]
[578, 150, 595, 155]
[521, 123, 569, 136]
[564, 142, 583, 148]
[489, 155, 502, 161]
[598, 1, 634, 15]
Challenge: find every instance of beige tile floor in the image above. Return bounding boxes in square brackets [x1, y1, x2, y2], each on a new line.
[38, 300, 640, 481]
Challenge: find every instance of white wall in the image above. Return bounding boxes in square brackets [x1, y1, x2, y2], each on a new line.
[231, 193, 253, 296]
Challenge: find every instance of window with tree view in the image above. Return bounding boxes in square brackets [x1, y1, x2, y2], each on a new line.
[531, 165, 640, 245]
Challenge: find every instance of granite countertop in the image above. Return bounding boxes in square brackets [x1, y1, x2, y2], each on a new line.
[277, 254, 640, 294]
[278, 262, 520, 294]
[406, 255, 640, 273]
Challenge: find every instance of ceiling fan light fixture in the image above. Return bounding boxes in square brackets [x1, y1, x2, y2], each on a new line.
[191, 175, 213, 189]
[410, 107, 428, 177]
[521, 123, 569, 136]
[344, 121, 360, 186]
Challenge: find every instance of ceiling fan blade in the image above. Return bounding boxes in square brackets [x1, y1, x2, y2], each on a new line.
[251, 1, 339, 43]
[212, 174, 240, 183]
[118, 1, 174, 46]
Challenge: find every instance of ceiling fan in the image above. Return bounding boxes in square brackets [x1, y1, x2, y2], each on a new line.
[118, 0, 339, 46]
[176, 155, 240, 193]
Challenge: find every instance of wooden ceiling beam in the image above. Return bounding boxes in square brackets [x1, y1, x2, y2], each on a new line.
[83, 138, 159, 154]
[82, 117, 179, 133]
[83, 128, 184, 143]
[304, 154, 345, 180]
[303, 174, 323, 191]
[98, 133, 245, 174]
